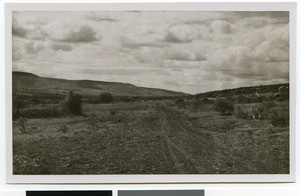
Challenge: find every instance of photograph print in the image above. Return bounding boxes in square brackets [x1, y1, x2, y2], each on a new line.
[11, 8, 291, 177]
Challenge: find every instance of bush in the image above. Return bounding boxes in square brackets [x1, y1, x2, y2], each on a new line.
[175, 98, 185, 108]
[18, 118, 28, 134]
[215, 98, 234, 115]
[270, 108, 289, 127]
[62, 91, 83, 115]
[100, 92, 114, 103]
[235, 105, 250, 119]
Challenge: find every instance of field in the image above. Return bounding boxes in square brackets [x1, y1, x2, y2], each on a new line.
[13, 96, 289, 174]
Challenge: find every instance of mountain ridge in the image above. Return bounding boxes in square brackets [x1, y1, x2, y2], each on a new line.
[12, 71, 187, 97]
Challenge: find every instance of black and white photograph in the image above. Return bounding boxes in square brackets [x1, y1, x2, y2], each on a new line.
[7, 3, 296, 183]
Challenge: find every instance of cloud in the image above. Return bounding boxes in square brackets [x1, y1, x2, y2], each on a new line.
[76, 67, 165, 77]
[44, 20, 98, 42]
[234, 31, 265, 49]
[210, 20, 232, 34]
[86, 12, 120, 22]
[12, 48, 21, 60]
[51, 43, 73, 51]
[162, 24, 200, 43]
[12, 24, 27, 38]
[253, 39, 288, 62]
[12, 14, 28, 37]
[95, 17, 119, 22]
[166, 48, 207, 61]
[226, 62, 289, 81]
[24, 40, 45, 54]
[122, 37, 168, 49]
[134, 47, 164, 64]
[11, 11, 290, 94]
[163, 32, 190, 43]
[268, 24, 289, 42]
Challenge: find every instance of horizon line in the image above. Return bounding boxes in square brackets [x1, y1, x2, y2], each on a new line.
[12, 70, 289, 96]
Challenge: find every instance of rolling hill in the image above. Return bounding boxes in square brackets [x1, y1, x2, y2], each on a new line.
[12, 71, 187, 97]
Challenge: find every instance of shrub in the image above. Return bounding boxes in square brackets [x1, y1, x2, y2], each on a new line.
[175, 98, 185, 108]
[234, 105, 250, 119]
[18, 118, 28, 134]
[62, 91, 83, 115]
[99, 92, 114, 103]
[270, 108, 289, 127]
[110, 110, 117, 115]
[215, 98, 234, 115]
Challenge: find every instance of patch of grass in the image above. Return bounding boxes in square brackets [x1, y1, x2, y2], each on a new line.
[58, 124, 69, 133]
[19, 107, 61, 119]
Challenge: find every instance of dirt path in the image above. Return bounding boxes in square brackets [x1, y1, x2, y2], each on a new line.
[157, 104, 214, 174]
[156, 104, 261, 174]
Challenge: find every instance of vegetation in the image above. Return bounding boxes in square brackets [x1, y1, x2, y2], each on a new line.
[12, 72, 290, 175]
[18, 118, 28, 134]
[214, 98, 234, 115]
[13, 96, 27, 119]
[62, 91, 83, 115]
[196, 83, 289, 98]
[20, 107, 61, 119]
[175, 98, 185, 109]
[99, 92, 114, 103]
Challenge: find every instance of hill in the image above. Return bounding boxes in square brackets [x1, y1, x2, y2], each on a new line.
[12, 71, 187, 97]
[195, 83, 289, 98]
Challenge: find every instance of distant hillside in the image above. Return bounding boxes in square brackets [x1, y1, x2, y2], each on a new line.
[196, 83, 289, 98]
[12, 71, 187, 97]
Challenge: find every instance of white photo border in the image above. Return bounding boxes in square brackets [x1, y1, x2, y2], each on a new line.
[5, 2, 297, 184]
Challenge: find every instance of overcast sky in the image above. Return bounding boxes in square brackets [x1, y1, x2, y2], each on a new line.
[12, 11, 289, 94]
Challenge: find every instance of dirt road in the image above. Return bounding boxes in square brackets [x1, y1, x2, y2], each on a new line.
[156, 104, 265, 174]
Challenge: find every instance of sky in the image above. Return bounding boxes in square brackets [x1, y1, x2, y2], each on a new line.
[12, 11, 289, 94]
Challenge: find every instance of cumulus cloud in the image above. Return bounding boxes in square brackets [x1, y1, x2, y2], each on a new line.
[12, 25, 27, 38]
[162, 24, 200, 43]
[24, 40, 45, 54]
[166, 48, 207, 61]
[254, 39, 289, 62]
[44, 20, 97, 42]
[12, 48, 21, 60]
[163, 32, 190, 43]
[210, 20, 232, 34]
[235, 12, 289, 28]
[234, 31, 265, 49]
[226, 62, 289, 81]
[134, 47, 164, 64]
[207, 45, 252, 68]
[12, 11, 290, 94]
[122, 37, 168, 49]
[85, 12, 120, 22]
[94, 17, 119, 22]
[51, 43, 73, 51]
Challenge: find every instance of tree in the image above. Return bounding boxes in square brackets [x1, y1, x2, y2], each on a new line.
[214, 98, 234, 115]
[99, 92, 114, 103]
[63, 91, 83, 115]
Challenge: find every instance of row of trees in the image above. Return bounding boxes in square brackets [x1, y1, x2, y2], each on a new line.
[60, 91, 115, 115]
[13, 91, 115, 118]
